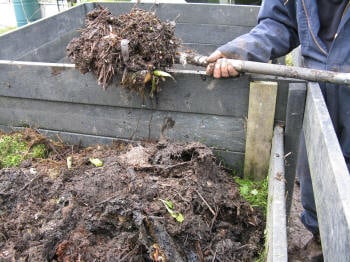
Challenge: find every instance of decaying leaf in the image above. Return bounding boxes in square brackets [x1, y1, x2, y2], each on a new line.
[89, 158, 103, 167]
[160, 199, 184, 223]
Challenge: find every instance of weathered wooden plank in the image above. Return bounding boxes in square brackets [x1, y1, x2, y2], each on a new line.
[0, 64, 249, 117]
[274, 81, 289, 123]
[266, 125, 288, 262]
[0, 96, 246, 153]
[244, 81, 278, 180]
[18, 30, 80, 62]
[102, 3, 259, 26]
[284, 83, 306, 216]
[103, 3, 257, 47]
[213, 149, 245, 172]
[180, 43, 221, 56]
[0, 4, 93, 60]
[16, 22, 253, 63]
[175, 23, 254, 46]
[303, 82, 350, 261]
[0, 3, 258, 61]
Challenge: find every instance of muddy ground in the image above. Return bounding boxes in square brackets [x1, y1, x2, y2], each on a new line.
[288, 183, 318, 262]
[0, 129, 265, 262]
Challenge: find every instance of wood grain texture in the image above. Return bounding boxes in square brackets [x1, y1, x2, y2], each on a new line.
[103, 3, 259, 26]
[303, 82, 350, 261]
[0, 64, 249, 117]
[266, 125, 288, 262]
[0, 4, 93, 60]
[0, 96, 246, 153]
[244, 81, 278, 180]
[284, 83, 306, 215]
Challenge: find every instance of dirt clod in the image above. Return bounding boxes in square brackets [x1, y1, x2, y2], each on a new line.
[0, 130, 265, 261]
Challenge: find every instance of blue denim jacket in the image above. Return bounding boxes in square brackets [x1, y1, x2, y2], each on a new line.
[219, 0, 350, 161]
[218, 0, 350, 72]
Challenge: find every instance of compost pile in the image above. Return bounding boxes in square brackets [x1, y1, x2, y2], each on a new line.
[0, 129, 265, 261]
[66, 5, 180, 93]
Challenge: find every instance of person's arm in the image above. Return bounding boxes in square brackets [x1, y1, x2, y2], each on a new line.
[207, 0, 299, 78]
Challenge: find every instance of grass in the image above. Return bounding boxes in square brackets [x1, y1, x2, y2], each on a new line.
[0, 26, 16, 35]
[31, 144, 48, 159]
[234, 175, 268, 215]
[0, 134, 27, 168]
[234, 175, 269, 262]
[0, 133, 47, 168]
[285, 52, 294, 66]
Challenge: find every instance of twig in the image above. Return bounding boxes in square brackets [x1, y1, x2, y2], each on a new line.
[119, 245, 139, 262]
[195, 189, 215, 216]
[210, 206, 219, 232]
[0, 232, 7, 242]
[196, 241, 205, 262]
[55, 134, 64, 144]
[115, 248, 129, 261]
[284, 151, 292, 159]
[134, 161, 192, 173]
[163, 161, 192, 170]
[96, 194, 118, 205]
[47, 142, 64, 160]
[20, 175, 40, 191]
[236, 243, 254, 250]
[211, 249, 217, 262]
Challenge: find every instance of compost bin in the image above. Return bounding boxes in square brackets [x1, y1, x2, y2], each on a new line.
[0, 3, 300, 261]
[1, 2, 349, 261]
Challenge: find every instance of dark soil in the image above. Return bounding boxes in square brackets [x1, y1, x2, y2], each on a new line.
[0, 129, 265, 262]
[66, 5, 180, 93]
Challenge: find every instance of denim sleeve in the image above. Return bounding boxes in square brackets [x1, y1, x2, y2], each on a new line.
[218, 0, 300, 62]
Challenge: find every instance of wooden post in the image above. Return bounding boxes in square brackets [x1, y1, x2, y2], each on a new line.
[266, 125, 288, 262]
[284, 83, 306, 216]
[244, 81, 278, 180]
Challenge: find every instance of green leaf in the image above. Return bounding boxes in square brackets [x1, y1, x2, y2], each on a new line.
[153, 70, 175, 80]
[150, 75, 157, 98]
[160, 199, 174, 210]
[89, 158, 103, 167]
[160, 199, 184, 223]
[175, 212, 184, 223]
[240, 184, 249, 195]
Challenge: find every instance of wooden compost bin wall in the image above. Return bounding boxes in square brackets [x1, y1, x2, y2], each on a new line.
[0, 3, 269, 168]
